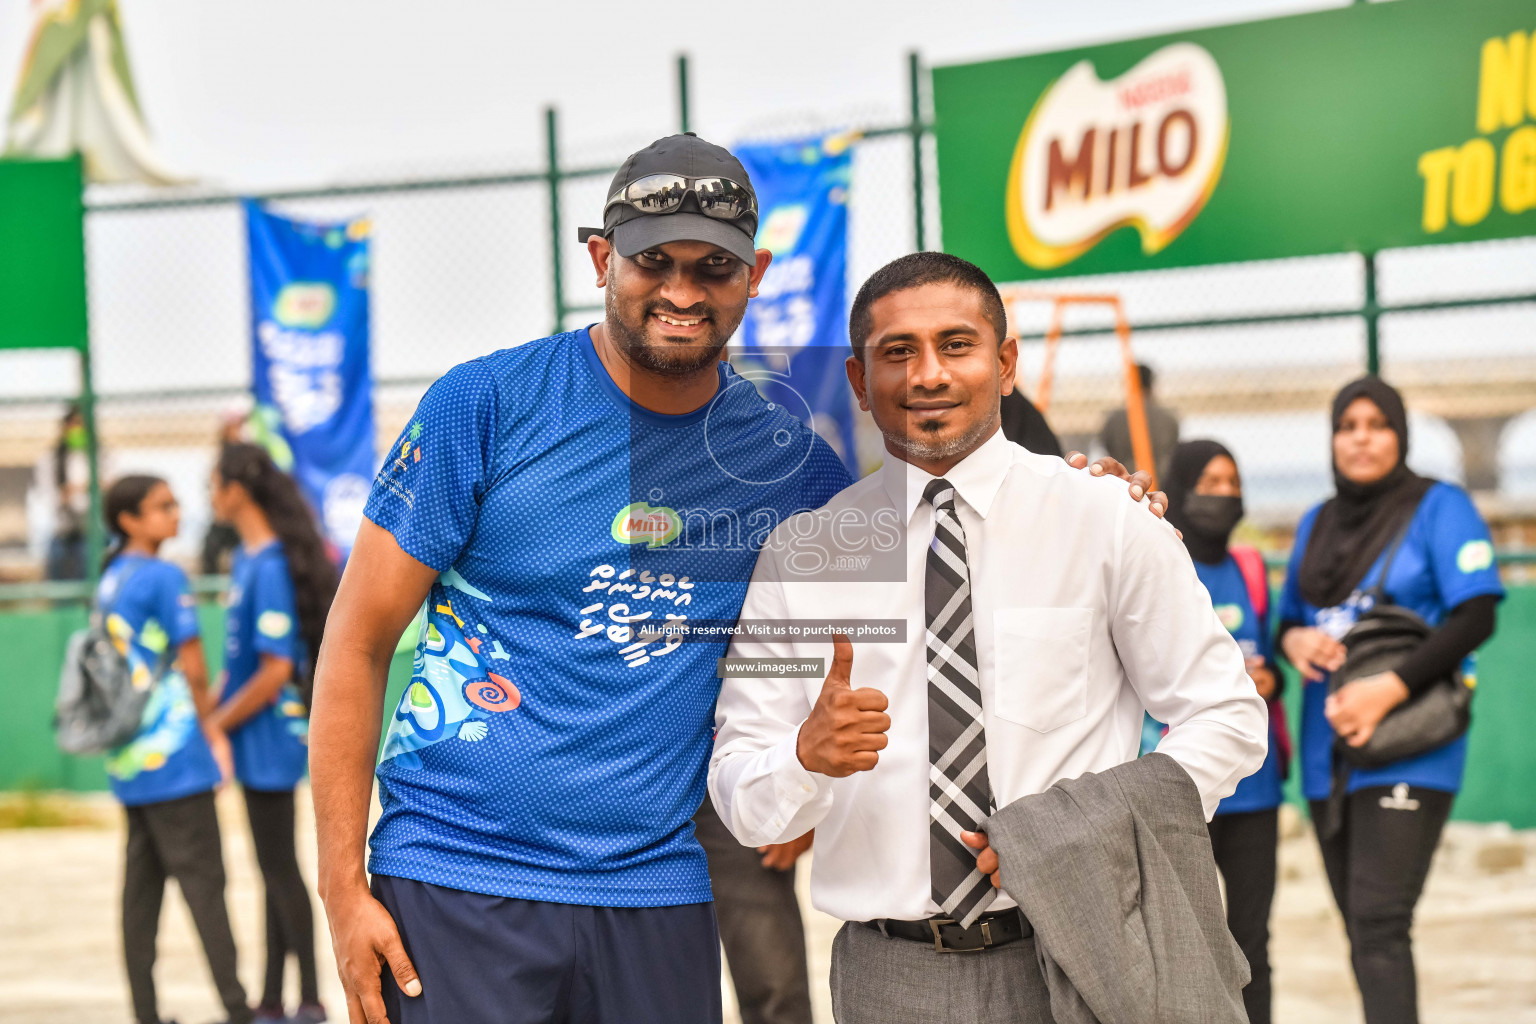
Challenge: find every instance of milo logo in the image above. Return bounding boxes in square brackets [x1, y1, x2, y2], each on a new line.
[273, 282, 337, 328]
[1006, 42, 1228, 269]
[611, 502, 681, 548]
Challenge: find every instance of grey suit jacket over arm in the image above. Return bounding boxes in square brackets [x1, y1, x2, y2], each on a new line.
[984, 753, 1249, 1024]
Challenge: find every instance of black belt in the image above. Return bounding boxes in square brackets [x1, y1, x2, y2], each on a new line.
[862, 909, 1032, 953]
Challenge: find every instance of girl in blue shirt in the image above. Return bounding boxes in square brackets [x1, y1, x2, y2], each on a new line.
[1163, 440, 1285, 1024]
[99, 475, 251, 1024]
[1278, 377, 1502, 1024]
[209, 444, 339, 1024]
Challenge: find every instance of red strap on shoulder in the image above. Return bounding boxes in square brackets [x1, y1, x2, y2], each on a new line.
[1229, 544, 1268, 619]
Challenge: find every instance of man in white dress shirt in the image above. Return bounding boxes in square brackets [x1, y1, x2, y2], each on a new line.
[709, 252, 1267, 1022]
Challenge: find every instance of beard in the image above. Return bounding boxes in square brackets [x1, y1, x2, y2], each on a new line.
[605, 288, 743, 378]
[886, 407, 999, 464]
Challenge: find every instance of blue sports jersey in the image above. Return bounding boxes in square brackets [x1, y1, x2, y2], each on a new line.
[224, 542, 311, 792]
[97, 554, 221, 807]
[1280, 482, 1504, 800]
[363, 329, 852, 908]
[1198, 556, 1284, 815]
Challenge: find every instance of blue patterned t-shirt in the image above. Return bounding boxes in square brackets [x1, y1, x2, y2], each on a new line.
[363, 329, 852, 906]
[98, 555, 221, 807]
[223, 542, 311, 792]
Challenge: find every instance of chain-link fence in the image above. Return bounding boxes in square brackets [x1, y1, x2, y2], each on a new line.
[2, 53, 1533, 586]
[1004, 241, 1536, 551]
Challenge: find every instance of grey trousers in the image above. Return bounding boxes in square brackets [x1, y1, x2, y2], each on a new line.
[694, 801, 813, 1024]
[830, 919, 1054, 1024]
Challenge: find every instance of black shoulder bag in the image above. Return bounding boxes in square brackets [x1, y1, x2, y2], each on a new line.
[1330, 522, 1473, 770]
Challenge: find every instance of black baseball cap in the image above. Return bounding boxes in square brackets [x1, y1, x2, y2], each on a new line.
[577, 133, 760, 265]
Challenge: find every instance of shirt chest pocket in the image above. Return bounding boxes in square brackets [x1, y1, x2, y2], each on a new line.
[991, 607, 1093, 733]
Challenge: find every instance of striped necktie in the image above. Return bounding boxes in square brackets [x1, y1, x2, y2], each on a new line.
[923, 477, 997, 928]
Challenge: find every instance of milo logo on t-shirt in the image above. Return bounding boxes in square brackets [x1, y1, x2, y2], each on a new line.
[611, 502, 681, 548]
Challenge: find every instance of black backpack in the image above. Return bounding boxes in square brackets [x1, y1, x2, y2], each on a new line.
[55, 563, 161, 756]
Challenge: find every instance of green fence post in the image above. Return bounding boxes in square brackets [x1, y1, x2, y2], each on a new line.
[546, 107, 566, 337]
[71, 176, 100, 786]
[79, 343, 104, 582]
[908, 51, 926, 253]
[677, 54, 691, 135]
[1363, 250, 1380, 376]
[75, 152, 104, 586]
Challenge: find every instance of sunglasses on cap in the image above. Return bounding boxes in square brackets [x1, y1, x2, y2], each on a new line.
[603, 173, 757, 222]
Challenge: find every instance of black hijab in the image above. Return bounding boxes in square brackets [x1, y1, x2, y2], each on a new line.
[1297, 376, 1435, 609]
[1165, 439, 1241, 565]
[999, 390, 1063, 457]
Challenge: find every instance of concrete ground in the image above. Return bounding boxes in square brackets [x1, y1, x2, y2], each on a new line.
[1, 790, 1533, 1024]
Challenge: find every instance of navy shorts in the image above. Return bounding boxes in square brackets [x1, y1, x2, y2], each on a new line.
[373, 874, 722, 1024]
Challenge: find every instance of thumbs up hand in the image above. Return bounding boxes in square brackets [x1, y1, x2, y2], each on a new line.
[795, 635, 891, 777]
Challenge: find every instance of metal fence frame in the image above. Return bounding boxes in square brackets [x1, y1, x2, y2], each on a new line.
[8, 46, 1535, 603]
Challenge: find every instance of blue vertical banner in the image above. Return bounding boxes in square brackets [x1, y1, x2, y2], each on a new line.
[734, 135, 858, 471]
[245, 200, 376, 553]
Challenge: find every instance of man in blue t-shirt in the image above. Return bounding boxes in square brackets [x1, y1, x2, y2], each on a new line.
[310, 134, 854, 1024]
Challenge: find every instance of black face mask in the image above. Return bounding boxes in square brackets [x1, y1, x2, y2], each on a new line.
[1184, 493, 1244, 536]
[1181, 494, 1244, 563]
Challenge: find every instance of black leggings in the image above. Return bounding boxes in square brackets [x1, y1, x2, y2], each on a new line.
[1310, 786, 1453, 1024]
[123, 790, 252, 1024]
[244, 787, 320, 1008]
[1207, 808, 1277, 1024]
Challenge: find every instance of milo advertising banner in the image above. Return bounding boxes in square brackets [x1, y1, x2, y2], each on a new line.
[245, 200, 375, 552]
[934, 0, 1536, 280]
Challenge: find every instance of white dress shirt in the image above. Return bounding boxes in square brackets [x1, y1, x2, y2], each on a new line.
[709, 428, 1267, 924]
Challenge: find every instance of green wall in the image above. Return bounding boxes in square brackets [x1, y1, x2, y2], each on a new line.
[6, 589, 1534, 828]
[1427, 584, 1534, 826]
[3, 602, 93, 791]
[0, 600, 413, 794]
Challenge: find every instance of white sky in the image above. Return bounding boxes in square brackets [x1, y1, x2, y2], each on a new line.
[2, 0, 1347, 190]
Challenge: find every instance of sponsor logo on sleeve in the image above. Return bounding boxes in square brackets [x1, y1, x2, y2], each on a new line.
[1456, 539, 1494, 573]
[257, 610, 293, 639]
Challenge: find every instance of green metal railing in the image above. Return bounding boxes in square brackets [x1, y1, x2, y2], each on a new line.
[1014, 283, 1536, 349]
